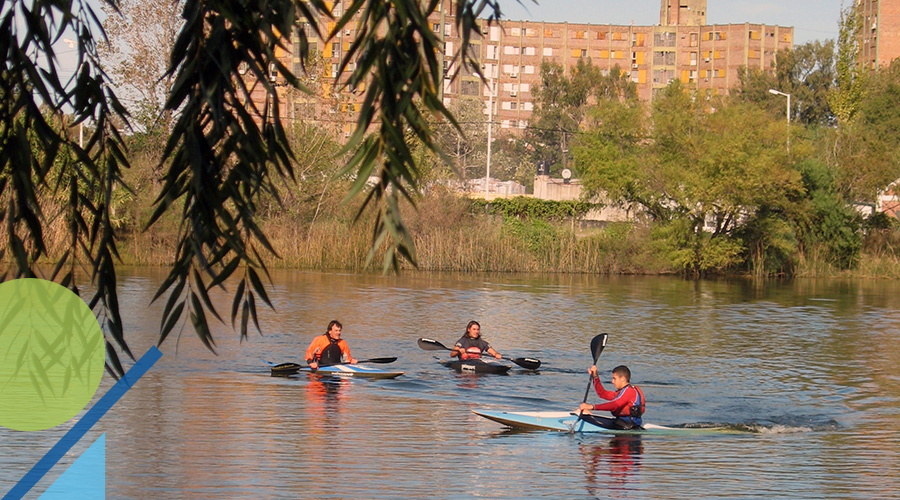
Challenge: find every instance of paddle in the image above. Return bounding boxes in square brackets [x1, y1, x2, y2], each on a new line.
[416, 337, 541, 370]
[580, 333, 609, 411]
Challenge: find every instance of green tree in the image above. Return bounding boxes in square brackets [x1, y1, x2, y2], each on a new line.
[1, 0, 508, 374]
[526, 59, 601, 174]
[828, 2, 865, 123]
[578, 82, 804, 276]
[736, 40, 836, 127]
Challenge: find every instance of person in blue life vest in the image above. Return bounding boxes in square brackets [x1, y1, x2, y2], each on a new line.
[578, 365, 645, 430]
[449, 321, 502, 360]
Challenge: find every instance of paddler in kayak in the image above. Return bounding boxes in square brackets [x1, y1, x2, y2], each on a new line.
[577, 365, 645, 430]
[305, 320, 358, 370]
[449, 321, 503, 360]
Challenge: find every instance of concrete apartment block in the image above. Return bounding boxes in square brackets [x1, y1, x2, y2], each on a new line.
[251, 0, 793, 137]
[858, 0, 900, 71]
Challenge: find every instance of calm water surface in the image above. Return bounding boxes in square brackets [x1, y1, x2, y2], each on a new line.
[2, 269, 900, 499]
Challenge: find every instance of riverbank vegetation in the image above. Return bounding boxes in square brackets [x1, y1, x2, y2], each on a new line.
[13, 52, 900, 280]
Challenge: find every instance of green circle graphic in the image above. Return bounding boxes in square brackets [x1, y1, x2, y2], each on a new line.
[0, 278, 105, 431]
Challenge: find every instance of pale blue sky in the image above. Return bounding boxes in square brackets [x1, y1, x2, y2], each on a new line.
[495, 0, 846, 44]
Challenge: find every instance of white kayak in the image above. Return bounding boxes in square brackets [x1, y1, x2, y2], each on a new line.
[473, 410, 738, 434]
[297, 364, 404, 379]
[267, 361, 403, 379]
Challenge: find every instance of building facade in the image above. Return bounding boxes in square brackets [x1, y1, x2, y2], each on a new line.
[258, 0, 793, 137]
[858, 0, 900, 71]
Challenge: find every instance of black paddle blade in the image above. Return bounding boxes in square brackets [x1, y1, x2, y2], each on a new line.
[271, 362, 301, 377]
[417, 338, 451, 351]
[510, 357, 541, 370]
[360, 357, 398, 364]
[589, 334, 609, 364]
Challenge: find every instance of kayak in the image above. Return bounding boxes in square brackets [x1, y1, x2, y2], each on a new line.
[441, 358, 511, 374]
[473, 410, 679, 434]
[297, 364, 404, 379]
[473, 410, 742, 435]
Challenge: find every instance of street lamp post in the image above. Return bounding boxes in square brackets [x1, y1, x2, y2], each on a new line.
[768, 88, 791, 152]
[485, 77, 494, 199]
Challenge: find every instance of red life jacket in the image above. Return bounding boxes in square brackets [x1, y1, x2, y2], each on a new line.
[460, 346, 482, 360]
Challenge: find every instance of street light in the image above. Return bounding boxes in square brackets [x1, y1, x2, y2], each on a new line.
[485, 77, 494, 199]
[768, 88, 791, 152]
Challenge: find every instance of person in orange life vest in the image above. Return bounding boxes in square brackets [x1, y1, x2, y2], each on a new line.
[305, 320, 357, 370]
[449, 321, 502, 360]
[578, 365, 645, 430]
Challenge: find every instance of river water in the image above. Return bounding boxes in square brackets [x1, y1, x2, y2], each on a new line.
[2, 269, 900, 499]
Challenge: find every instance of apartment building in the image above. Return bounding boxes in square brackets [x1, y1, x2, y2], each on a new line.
[858, 0, 900, 71]
[258, 0, 793, 137]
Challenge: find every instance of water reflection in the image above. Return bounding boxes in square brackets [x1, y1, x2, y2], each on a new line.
[304, 375, 347, 410]
[581, 435, 643, 499]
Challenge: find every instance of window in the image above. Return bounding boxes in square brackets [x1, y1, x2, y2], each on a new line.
[432, 23, 440, 33]
[504, 45, 520, 55]
[575, 30, 585, 39]
[690, 52, 697, 66]
[524, 65, 535, 74]
[597, 31, 607, 40]
[510, 102, 518, 110]
[543, 47, 552, 56]
[520, 83, 530, 92]
[525, 28, 537, 37]
[511, 27, 521, 36]
[490, 26, 500, 41]
[524, 46, 536, 56]
[510, 120, 518, 128]
[523, 102, 533, 111]
[503, 64, 514, 74]
[486, 45, 498, 59]
[544, 28, 555, 38]
[444, 23, 451, 36]
[501, 120, 510, 129]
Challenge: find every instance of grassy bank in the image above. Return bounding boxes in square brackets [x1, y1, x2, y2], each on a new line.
[107, 188, 900, 278]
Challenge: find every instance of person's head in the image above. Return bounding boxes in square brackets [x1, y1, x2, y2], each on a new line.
[465, 320, 481, 338]
[326, 320, 343, 340]
[611, 365, 631, 390]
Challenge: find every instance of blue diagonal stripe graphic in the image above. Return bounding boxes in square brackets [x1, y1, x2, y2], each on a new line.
[3, 346, 163, 500]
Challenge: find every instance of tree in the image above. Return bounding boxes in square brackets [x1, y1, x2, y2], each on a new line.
[578, 82, 804, 276]
[433, 98, 488, 181]
[99, 0, 184, 134]
[736, 40, 836, 127]
[828, 2, 865, 123]
[526, 59, 601, 174]
[1, 0, 507, 375]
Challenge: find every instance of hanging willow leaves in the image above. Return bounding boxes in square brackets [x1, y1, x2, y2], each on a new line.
[3, 0, 524, 372]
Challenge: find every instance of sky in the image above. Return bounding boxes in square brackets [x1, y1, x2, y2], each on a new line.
[495, 0, 846, 45]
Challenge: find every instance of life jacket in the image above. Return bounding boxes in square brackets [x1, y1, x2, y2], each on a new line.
[628, 384, 645, 418]
[318, 335, 344, 366]
[460, 346, 482, 360]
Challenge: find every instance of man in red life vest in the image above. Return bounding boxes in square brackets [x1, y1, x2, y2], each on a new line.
[305, 320, 357, 370]
[578, 365, 645, 430]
